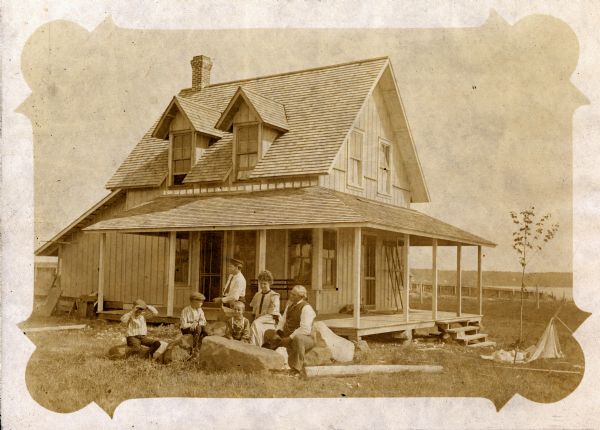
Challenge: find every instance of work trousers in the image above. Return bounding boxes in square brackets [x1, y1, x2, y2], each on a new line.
[181, 325, 206, 350]
[126, 335, 161, 358]
[285, 334, 315, 372]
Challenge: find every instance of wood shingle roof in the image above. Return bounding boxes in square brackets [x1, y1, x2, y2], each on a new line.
[215, 87, 289, 132]
[84, 187, 495, 247]
[106, 57, 389, 188]
[105, 121, 168, 189]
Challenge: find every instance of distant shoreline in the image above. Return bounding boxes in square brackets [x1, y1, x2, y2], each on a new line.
[410, 269, 573, 289]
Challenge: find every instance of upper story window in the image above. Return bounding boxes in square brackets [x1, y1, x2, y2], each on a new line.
[236, 124, 259, 180]
[378, 138, 392, 195]
[348, 129, 364, 188]
[172, 132, 192, 185]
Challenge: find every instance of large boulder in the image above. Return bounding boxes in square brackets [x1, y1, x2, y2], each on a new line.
[304, 345, 333, 366]
[197, 336, 286, 372]
[313, 321, 355, 363]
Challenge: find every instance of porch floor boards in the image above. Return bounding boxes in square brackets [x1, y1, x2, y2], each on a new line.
[319, 310, 481, 339]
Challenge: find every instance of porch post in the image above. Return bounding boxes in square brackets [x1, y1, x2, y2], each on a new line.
[403, 234, 410, 322]
[97, 233, 106, 312]
[311, 228, 323, 311]
[477, 245, 483, 315]
[431, 238, 438, 320]
[353, 227, 362, 329]
[167, 231, 176, 317]
[258, 229, 267, 272]
[456, 244, 462, 317]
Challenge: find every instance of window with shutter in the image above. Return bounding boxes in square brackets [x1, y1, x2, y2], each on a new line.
[378, 139, 392, 195]
[347, 129, 364, 187]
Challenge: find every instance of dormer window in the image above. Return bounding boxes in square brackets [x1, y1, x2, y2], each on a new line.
[171, 132, 192, 185]
[215, 86, 289, 183]
[235, 124, 259, 180]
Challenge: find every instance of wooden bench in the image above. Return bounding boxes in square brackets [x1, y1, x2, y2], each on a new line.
[248, 278, 296, 303]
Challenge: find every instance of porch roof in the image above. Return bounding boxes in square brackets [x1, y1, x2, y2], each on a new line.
[83, 187, 495, 247]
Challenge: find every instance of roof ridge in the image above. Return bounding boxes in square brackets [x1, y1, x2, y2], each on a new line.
[240, 86, 284, 106]
[181, 56, 390, 93]
[174, 95, 222, 113]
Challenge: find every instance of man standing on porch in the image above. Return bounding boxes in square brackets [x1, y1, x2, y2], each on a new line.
[215, 258, 246, 307]
[276, 285, 316, 373]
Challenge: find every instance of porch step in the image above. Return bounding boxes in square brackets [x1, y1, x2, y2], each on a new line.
[461, 333, 487, 343]
[467, 340, 497, 349]
[444, 325, 480, 334]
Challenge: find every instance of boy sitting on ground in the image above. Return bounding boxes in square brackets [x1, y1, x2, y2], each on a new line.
[120, 299, 161, 358]
[224, 301, 251, 343]
[180, 292, 207, 354]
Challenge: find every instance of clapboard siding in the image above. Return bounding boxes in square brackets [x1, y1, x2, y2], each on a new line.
[317, 228, 354, 313]
[319, 81, 412, 208]
[126, 185, 165, 210]
[58, 194, 171, 306]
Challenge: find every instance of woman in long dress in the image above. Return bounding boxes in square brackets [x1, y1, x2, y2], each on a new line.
[249, 270, 281, 347]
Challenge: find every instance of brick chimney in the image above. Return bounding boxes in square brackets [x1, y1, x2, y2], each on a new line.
[191, 55, 213, 91]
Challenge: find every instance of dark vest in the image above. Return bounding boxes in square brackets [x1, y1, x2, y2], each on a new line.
[283, 300, 309, 337]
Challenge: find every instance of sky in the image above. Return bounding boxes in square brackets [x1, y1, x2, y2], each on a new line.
[22, 13, 586, 272]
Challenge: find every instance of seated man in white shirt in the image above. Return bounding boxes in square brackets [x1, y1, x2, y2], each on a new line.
[214, 258, 247, 307]
[276, 285, 316, 373]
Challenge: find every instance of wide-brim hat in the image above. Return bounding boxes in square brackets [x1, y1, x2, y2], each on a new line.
[228, 257, 244, 267]
[134, 299, 147, 310]
[190, 292, 206, 301]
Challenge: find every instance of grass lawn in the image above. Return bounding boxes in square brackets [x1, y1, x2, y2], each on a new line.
[22, 297, 587, 416]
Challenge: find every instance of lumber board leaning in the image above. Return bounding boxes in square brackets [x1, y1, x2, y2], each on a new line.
[304, 364, 443, 378]
[23, 324, 87, 333]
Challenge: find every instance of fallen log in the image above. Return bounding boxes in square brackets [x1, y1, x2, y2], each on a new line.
[23, 324, 87, 333]
[304, 364, 443, 378]
[491, 366, 582, 375]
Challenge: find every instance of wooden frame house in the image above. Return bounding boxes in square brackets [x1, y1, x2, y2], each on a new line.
[36, 55, 495, 340]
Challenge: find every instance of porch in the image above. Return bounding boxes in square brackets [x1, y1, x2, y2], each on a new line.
[319, 309, 481, 340]
[83, 187, 496, 321]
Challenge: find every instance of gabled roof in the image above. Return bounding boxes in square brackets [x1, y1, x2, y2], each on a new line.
[84, 187, 495, 247]
[215, 86, 289, 132]
[152, 96, 224, 140]
[35, 190, 124, 256]
[108, 57, 391, 189]
[105, 120, 168, 189]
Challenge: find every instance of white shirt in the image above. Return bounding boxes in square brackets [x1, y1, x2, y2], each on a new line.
[249, 289, 280, 319]
[222, 272, 246, 303]
[277, 300, 316, 339]
[180, 305, 207, 329]
[120, 305, 158, 336]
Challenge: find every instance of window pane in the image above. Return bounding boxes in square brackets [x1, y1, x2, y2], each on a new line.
[248, 154, 258, 168]
[183, 159, 191, 171]
[183, 143, 191, 159]
[248, 136, 258, 152]
[173, 147, 182, 160]
[238, 137, 247, 154]
[239, 154, 248, 169]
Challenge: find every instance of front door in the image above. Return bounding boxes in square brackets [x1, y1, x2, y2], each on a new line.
[199, 231, 223, 301]
[362, 235, 376, 307]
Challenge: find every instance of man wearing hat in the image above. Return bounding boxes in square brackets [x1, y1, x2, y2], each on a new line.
[120, 299, 161, 358]
[180, 292, 207, 353]
[215, 257, 246, 307]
